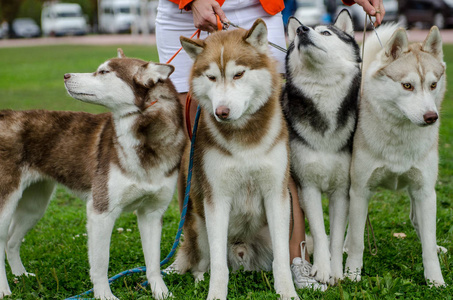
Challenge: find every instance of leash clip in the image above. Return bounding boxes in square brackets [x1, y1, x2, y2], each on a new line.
[367, 15, 384, 49]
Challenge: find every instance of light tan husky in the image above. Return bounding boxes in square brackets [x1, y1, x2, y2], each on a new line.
[344, 24, 446, 287]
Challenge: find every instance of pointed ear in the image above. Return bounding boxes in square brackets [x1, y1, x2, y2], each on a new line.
[287, 17, 302, 43]
[180, 36, 205, 61]
[385, 28, 409, 61]
[244, 18, 268, 53]
[117, 48, 125, 58]
[422, 26, 443, 60]
[134, 62, 175, 87]
[334, 9, 354, 37]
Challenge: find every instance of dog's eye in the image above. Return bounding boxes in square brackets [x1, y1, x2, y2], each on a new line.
[233, 71, 245, 80]
[402, 83, 414, 91]
[321, 31, 331, 36]
[99, 70, 110, 75]
[431, 82, 437, 90]
[207, 75, 216, 82]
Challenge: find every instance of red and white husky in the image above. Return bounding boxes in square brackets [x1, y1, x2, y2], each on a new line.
[173, 19, 298, 300]
[0, 49, 185, 299]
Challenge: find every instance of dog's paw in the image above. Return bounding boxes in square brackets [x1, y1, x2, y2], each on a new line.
[17, 272, 35, 277]
[94, 288, 118, 300]
[437, 245, 448, 254]
[344, 269, 361, 282]
[0, 288, 12, 299]
[277, 291, 299, 300]
[152, 289, 173, 300]
[193, 271, 206, 283]
[311, 263, 330, 283]
[149, 277, 172, 300]
[207, 292, 227, 300]
[329, 272, 344, 286]
[95, 293, 119, 300]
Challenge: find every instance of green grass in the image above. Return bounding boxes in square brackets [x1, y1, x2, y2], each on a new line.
[0, 43, 452, 299]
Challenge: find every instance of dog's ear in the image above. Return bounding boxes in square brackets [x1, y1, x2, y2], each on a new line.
[180, 36, 205, 61]
[134, 62, 175, 87]
[385, 28, 409, 61]
[334, 9, 354, 37]
[244, 18, 268, 54]
[287, 17, 302, 43]
[422, 26, 443, 61]
[117, 48, 126, 58]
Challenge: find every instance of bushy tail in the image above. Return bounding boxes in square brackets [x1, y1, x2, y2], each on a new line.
[360, 23, 401, 76]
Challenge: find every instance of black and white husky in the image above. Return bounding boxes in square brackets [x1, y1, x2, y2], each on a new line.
[282, 10, 361, 284]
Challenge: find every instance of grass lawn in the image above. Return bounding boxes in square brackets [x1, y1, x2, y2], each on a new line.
[0, 43, 452, 300]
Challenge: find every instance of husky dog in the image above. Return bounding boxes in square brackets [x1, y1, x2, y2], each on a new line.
[282, 10, 361, 284]
[0, 49, 186, 299]
[344, 24, 446, 287]
[173, 19, 298, 300]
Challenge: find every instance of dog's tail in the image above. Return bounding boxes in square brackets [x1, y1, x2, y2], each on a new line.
[361, 23, 401, 76]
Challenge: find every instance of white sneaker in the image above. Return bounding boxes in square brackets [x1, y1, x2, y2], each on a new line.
[291, 242, 327, 291]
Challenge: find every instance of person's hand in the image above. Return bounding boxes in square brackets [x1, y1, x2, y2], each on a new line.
[354, 0, 385, 26]
[191, 0, 228, 32]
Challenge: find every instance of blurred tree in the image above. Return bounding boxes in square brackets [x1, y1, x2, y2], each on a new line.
[0, 0, 25, 37]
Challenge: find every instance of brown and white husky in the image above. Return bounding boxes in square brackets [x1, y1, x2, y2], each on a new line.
[0, 49, 186, 300]
[172, 19, 298, 300]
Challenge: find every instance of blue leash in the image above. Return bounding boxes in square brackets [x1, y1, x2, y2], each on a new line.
[66, 106, 201, 299]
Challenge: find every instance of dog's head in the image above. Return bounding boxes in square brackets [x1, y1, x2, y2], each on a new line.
[180, 19, 278, 123]
[286, 9, 360, 76]
[367, 26, 446, 126]
[64, 49, 175, 115]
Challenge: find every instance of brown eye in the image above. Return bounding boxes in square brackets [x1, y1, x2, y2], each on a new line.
[233, 71, 245, 80]
[207, 75, 216, 82]
[402, 83, 413, 91]
[431, 82, 437, 90]
[321, 31, 331, 36]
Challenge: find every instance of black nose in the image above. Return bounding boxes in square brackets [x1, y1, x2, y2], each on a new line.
[64, 73, 71, 81]
[215, 106, 230, 120]
[296, 25, 310, 36]
[423, 111, 438, 125]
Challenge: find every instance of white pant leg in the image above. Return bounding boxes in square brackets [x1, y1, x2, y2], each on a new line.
[156, 0, 286, 93]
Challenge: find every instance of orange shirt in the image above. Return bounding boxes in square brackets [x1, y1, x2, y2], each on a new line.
[168, 0, 285, 16]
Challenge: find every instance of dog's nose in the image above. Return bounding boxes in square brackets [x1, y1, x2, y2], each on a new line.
[296, 25, 310, 36]
[64, 73, 71, 81]
[215, 106, 230, 120]
[423, 111, 438, 125]
[238, 251, 244, 259]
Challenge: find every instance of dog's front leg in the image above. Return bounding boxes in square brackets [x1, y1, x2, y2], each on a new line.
[344, 185, 371, 282]
[265, 189, 299, 300]
[408, 185, 445, 287]
[136, 205, 172, 299]
[328, 189, 349, 285]
[0, 205, 14, 299]
[204, 196, 231, 300]
[87, 203, 122, 300]
[300, 186, 330, 283]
